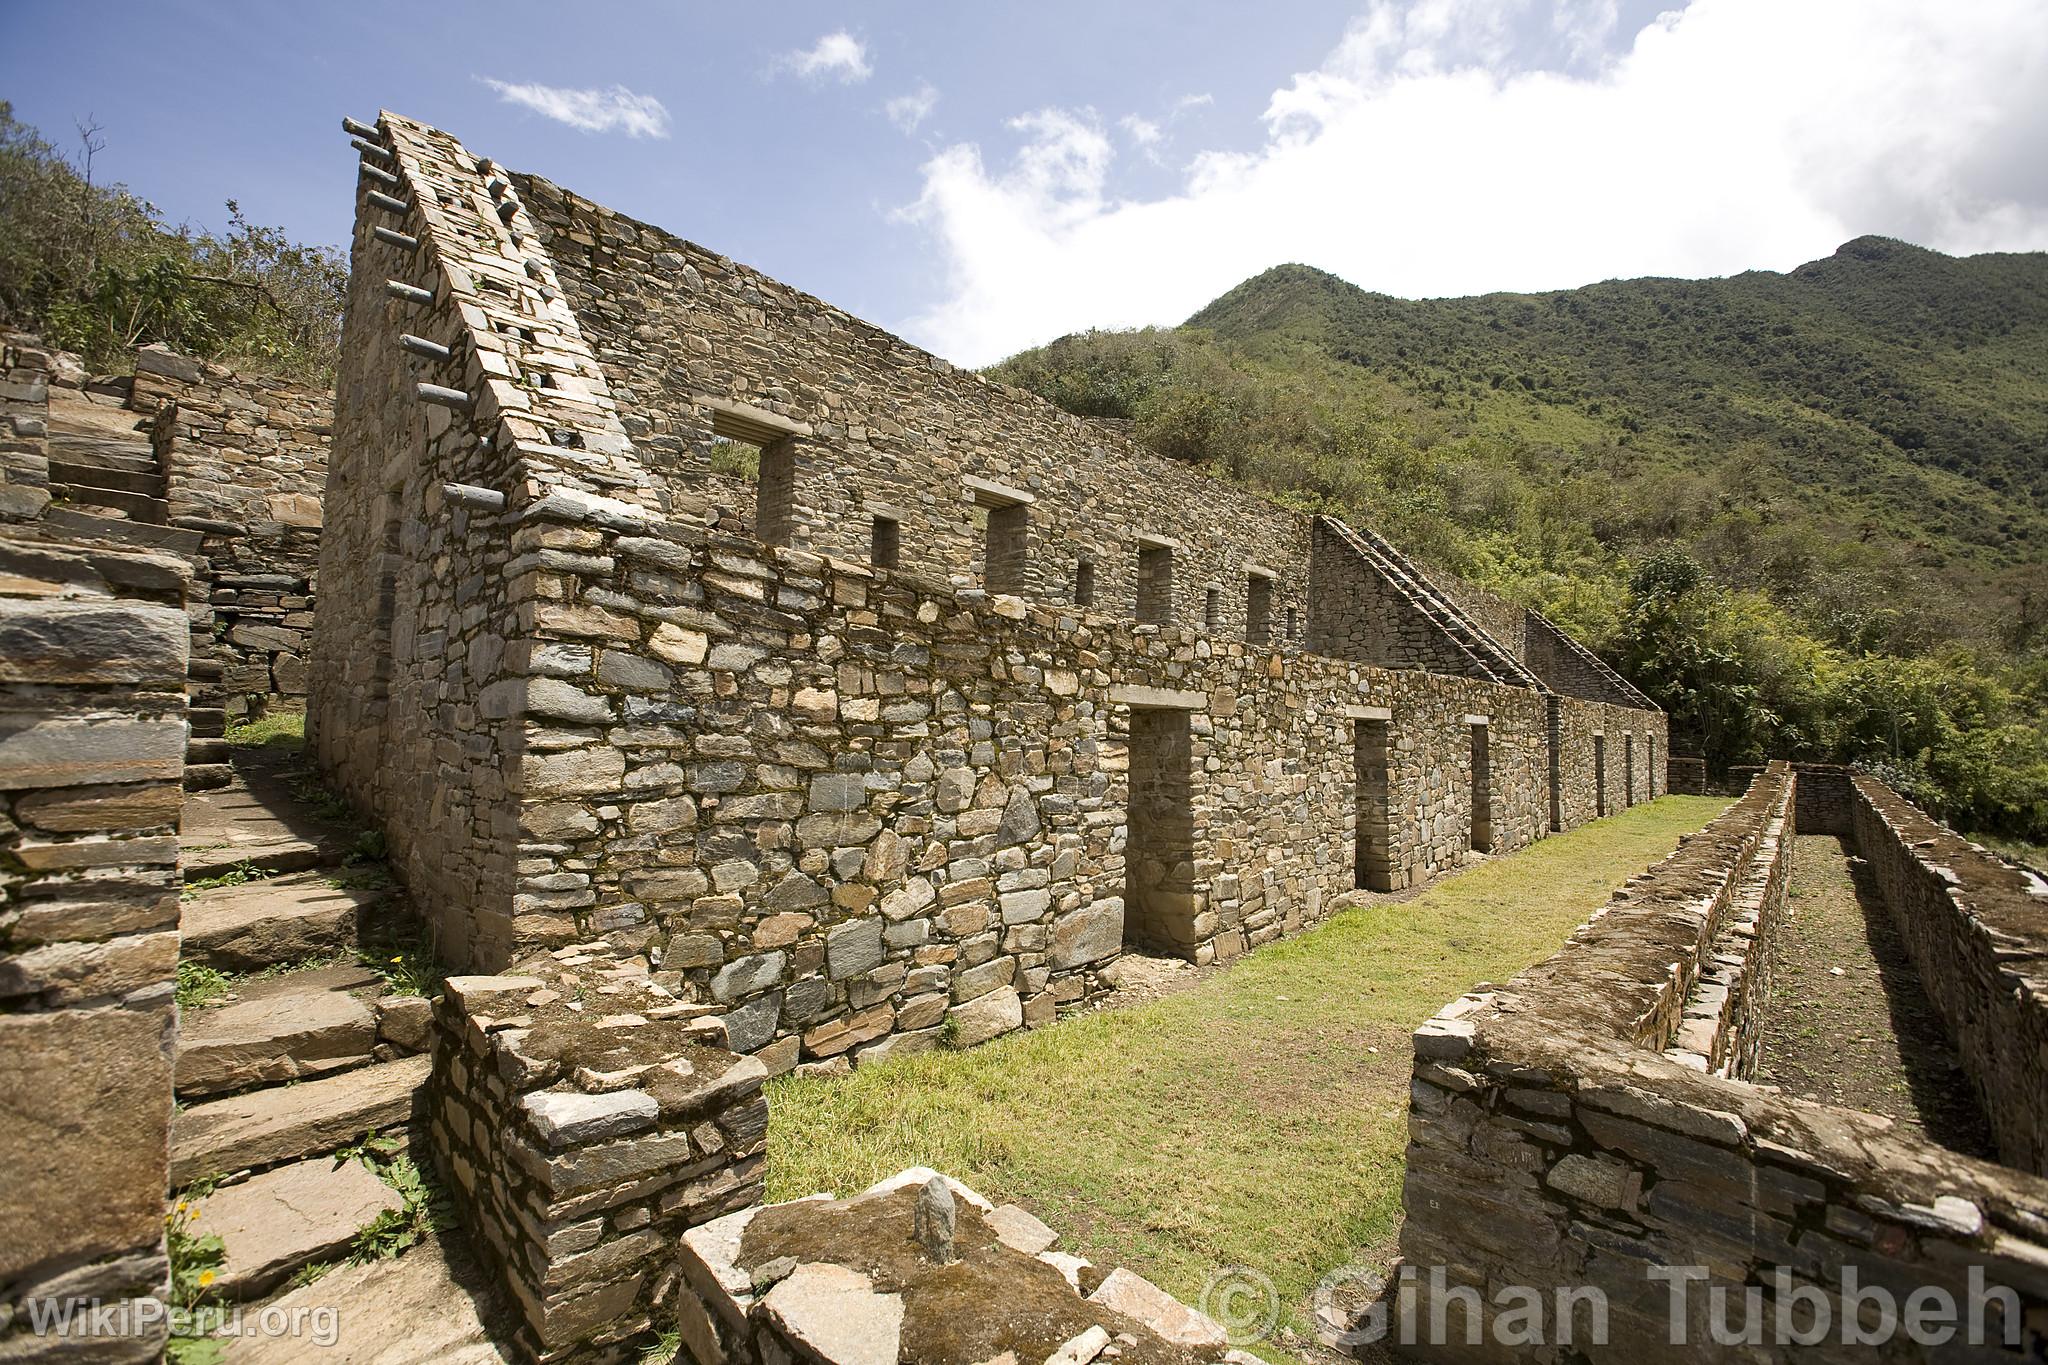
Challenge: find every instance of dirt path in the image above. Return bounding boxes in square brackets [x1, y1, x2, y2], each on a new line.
[1757, 834, 1996, 1158]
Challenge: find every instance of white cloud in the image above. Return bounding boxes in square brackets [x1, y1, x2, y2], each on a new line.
[480, 78, 670, 138]
[1120, 114, 1162, 149]
[781, 31, 873, 84]
[888, 82, 940, 133]
[900, 0, 2048, 367]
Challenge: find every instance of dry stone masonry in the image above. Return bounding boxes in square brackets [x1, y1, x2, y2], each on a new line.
[1400, 763, 2048, 1360]
[0, 517, 190, 1362]
[307, 112, 1665, 1088]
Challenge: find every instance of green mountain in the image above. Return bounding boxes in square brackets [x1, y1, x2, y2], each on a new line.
[990, 239, 2048, 843]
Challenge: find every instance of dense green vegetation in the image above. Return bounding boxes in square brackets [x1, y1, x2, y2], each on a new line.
[990, 244, 2048, 843]
[0, 103, 344, 380]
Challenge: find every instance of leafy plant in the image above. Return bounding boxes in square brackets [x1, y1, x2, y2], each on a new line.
[174, 960, 232, 1010]
[339, 1137, 453, 1264]
[181, 860, 275, 898]
[166, 1181, 226, 1364]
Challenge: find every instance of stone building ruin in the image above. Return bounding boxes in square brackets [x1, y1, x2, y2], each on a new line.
[17, 104, 2041, 1365]
[307, 111, 1667, 1070]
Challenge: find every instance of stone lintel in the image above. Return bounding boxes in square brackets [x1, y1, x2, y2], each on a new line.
[1464, 714, 1491, 727]
[1111, 684, 1204, 711]
[1244, 562, 1278, 580]
[702, 397, 812, 445]
[1344, 704, 1394, 721]
[1134, 533, 1181, 552]
[865, 501, 910, 521]
[962, 475, 1034, 508]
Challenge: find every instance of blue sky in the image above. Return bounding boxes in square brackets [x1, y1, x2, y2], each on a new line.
[6, 1, 2046, 366]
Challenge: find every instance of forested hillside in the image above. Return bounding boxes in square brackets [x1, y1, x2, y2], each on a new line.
[991, 242, 2048, 846]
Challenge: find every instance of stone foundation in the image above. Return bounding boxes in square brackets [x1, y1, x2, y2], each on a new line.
[1398, 765, 2048, 1360]
[427, 967, 768, 1362]
[0, 335, 53, 523]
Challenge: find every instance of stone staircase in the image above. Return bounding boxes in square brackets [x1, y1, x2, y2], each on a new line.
[169, 738, 505, 1357]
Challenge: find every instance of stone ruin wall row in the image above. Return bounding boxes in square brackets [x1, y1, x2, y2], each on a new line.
[511, 172, 1319, 652]
[130, 347, 332, 712]
[0, 374, 191, 1365]
[1399, 763, 2048, 1360]
[306, 114, 1666, 1081]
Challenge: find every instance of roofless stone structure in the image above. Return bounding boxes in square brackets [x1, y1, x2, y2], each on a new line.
[307, 111, 1665, 1067]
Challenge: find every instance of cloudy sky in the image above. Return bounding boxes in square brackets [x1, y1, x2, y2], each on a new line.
[7, 1, 2047, 366]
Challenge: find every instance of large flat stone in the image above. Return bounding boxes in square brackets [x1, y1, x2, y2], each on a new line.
[172, 1054, 431, 1185]
[946, 986, 1022, 1049]
[175, 987, 376, 1098]
[0, 1005, 173, 1285]
[224, 1232, 507, 1363]
[761, 1263, 904, 1365]
[1087, 1268, 1229, 1353]
[0, 597, 187, 685]
[1050, 898, 1124, 969]
[180, 871, 379, 972]
[188, 1156, 403, 1299]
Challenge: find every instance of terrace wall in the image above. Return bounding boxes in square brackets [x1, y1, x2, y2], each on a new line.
[1399, 766, 2048, 1360]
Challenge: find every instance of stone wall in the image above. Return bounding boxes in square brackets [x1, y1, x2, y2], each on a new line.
[1309, 520, 1493, 679]
[0, 335, 52, 523]
[130, 345, 331, 714]
[504, 501, 1553, 1067]
[1793, 761, 1853, 835]
[1849, 775, 2048, 1175]
[1667, 754, 1708, 795]
[427, 969, 767, 1362]
[1550, 696, 1664, 834]
[512, 173, 1316, 642]
[313, 112, 1663, 1072]
[0, 528, 190, 1362]
[1398, 766, 2048, 1361]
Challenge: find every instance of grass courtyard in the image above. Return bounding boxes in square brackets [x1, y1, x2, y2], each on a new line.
[765, 795, 1730, 1350]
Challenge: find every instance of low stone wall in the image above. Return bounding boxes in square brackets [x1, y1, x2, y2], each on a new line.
[130, 345, 330, 715]
[1849, 775, 2048, 1176]
[0, 335, 52, 523]
[1666, 755, 1708, 795]
[0, 528, 190, 1362]
[1398, 765, 2048, 1360]
[1794, 761, 1853, 835]
[427, 967, 768, 1362]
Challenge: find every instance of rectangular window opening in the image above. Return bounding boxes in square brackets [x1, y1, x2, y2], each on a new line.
[1246, 574, 1272, 644]
[1285, 605, 1298, 642]
[753, 436, 796, 547]
[1204, 587, 1220, 631]
[984, 501, 1028, 596]
[870, 515, 900, 569]
[1074, 558, 1095, 607]
[1136, 544, 1174, 624]
[1624, 734, 1636, 809]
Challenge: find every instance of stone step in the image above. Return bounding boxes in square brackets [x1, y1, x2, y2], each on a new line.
[189, 657, 225, 684]
[187, 737, 231, 766]
[180, 870, 386, 971]
[172, 1054, 432, 1186]
[184, 1155, 405, 1300]
[47, 459, 166, 497]
[186, 763, 234, 792]
[47, 432, 153, 470]
[175, 979, 379, 1099]
[44, 506, 203, 553]
[190, 706, 228, 738]
[51, 483, 170, 523]
[222, 1231, 507, 1363]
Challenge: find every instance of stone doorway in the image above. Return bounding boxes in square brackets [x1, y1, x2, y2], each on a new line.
[1470, 721, 1493, 853]
[1125, 707, 1196, 951]
[1354, 716, 1393, 890]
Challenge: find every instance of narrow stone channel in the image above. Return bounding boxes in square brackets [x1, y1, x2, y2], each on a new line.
[1756, 833, 1998, 1159]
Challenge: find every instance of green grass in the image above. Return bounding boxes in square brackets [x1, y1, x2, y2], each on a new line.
[766, 796, 1728, 1349]
[1969, 830, 2048, 868]
[224, 708, 306, 749]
